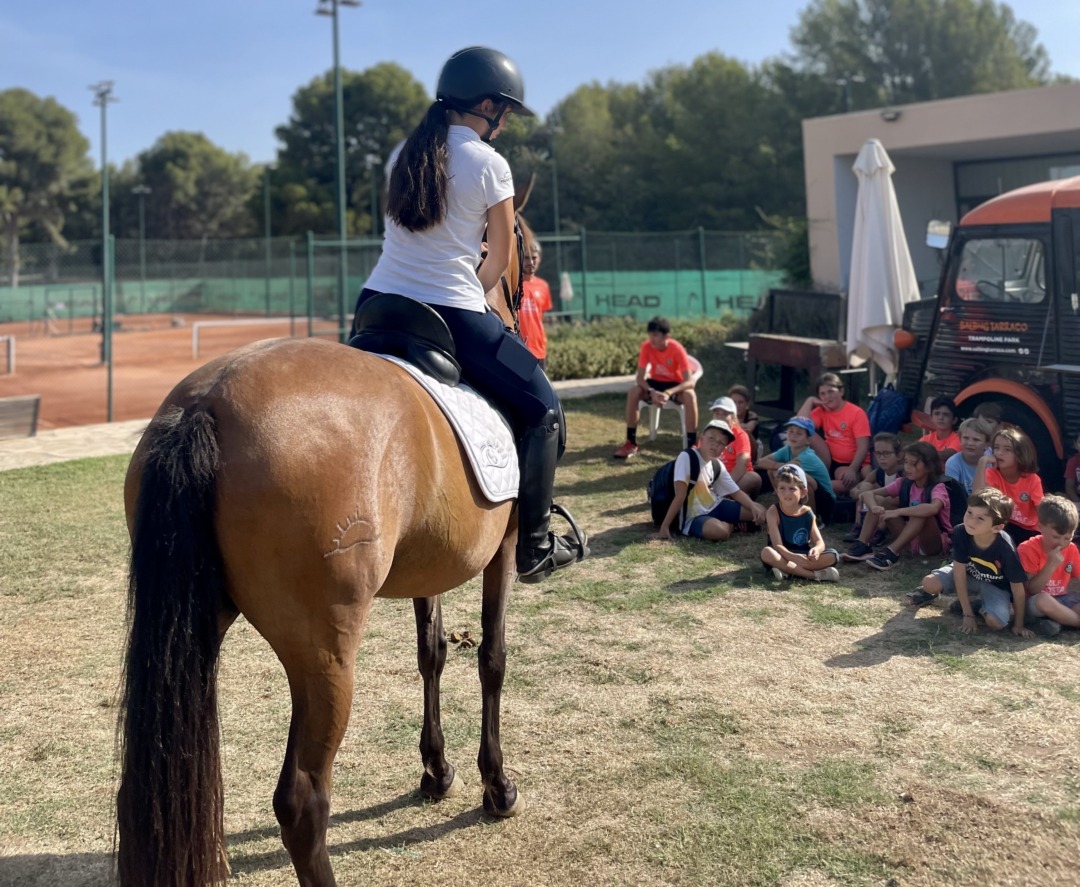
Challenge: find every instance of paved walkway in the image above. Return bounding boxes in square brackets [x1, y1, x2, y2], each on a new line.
[0, 375, 634, 471]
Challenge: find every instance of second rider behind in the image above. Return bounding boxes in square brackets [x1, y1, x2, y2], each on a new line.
[353, 47, 587, 582]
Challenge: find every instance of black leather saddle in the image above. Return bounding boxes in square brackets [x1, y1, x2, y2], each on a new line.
[348, 293, 462, 386]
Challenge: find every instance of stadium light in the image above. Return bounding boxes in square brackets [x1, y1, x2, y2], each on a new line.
[316, 0, 361, 342]
[90, 81, 118, 421]
[132, 184, 151, 314]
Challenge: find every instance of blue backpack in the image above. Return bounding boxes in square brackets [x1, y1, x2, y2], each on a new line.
[866, 384, 910, 435]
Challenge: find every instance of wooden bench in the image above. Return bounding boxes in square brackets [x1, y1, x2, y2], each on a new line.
[0, 394, 42, 440]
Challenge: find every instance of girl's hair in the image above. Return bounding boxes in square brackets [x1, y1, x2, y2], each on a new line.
[993, 427, 1039, 475]
[902, 441, 942, 480]
[958, 416, 992, 441]
[775, 464, 808, 500]
[815, 371, 844, 394]
[727, 383, 752, 402]
[386, 102, 451, 232]
[872, 431, 901, 453]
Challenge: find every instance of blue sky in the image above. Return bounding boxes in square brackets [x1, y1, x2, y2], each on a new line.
[2, 0, 1077, 167]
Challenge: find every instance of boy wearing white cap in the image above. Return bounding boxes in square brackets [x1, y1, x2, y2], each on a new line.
[658, 420, 766, 541]
[710, 395, 762, 499]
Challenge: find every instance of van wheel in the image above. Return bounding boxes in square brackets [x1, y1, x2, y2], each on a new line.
[963, 395, 1061, 492]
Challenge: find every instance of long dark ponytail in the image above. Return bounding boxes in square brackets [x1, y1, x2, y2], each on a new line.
[387, 101, 450, 232]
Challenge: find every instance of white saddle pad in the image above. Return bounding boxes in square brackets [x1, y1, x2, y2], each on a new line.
[375, 354, 519, 503]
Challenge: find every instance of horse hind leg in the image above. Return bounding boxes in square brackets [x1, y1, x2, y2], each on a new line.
[413, 596, 464, 799]
[477, 534, 524, 817]
[273, 657, 355, 887]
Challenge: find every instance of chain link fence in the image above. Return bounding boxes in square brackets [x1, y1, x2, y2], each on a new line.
[0, 229, 785, 334]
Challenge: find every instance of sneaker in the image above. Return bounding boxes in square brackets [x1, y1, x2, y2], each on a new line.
[613, 440, 639, 460]
[867, 547, 900, 571]
[1029, 618, 1062, 638]
[842, 524, 863, 543]
[869, 527, 889, 548]
[841, 541, 875, 562]
[770, 567, 786, 581]
[814, 566, 840, 582]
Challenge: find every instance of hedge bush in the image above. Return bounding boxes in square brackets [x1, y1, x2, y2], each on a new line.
[545, 315, 751, 396]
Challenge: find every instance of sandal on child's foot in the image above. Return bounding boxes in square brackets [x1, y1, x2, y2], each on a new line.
[905, 588, 939, 608]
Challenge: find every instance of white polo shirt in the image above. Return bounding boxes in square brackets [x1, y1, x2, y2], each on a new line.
[366, 126, 514, 312]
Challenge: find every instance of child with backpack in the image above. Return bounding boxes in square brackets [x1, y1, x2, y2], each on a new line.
[973, 427, 1043, 545]
[844, 432, 902, 543]
[760, 463, 840, 582]
[656, 420, 766, 541]
[842, 441, 965, 570]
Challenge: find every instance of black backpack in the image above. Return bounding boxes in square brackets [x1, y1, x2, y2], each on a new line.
[899, 475, 968, 532]
[647, 448, 720, 531]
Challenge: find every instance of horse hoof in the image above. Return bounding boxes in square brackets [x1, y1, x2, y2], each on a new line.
[483, 785, 525, 818]
[420, 770, 463, 800]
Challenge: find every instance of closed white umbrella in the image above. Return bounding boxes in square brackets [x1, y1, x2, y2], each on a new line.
[846, 138, 920, 380]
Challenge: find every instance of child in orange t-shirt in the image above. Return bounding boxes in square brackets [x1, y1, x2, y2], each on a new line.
[919, 396, 960, 460]
[973, 427, 1044, 545]
[797, 372, 871, 496]
[1018, 495, 1080, 636]
[518, 240, 553, 368]
[710, 395, 761, 498]
[613, 316, 698, 459]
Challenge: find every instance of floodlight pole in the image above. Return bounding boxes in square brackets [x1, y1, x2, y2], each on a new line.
[263, 166, 273, 315]
[133, 184, 150, 314]
[365, 153, 380, 238]
[91, 81, 117, 422]
[317, 0, 360, 342]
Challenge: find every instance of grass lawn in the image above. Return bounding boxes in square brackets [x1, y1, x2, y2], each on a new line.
[1, 393, 1079, 886]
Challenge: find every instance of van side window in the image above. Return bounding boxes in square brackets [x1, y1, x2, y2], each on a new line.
[952, 238, 1045, 304]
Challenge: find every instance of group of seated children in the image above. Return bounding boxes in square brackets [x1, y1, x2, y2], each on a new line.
[617, 319, 1080, 636]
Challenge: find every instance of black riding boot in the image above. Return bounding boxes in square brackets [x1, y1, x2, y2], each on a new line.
[516, 409, 589, 582]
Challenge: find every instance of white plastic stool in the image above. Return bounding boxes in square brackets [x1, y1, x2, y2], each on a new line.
[638, 355, 704, 448]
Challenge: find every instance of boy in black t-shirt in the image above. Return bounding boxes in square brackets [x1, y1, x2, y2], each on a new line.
[906, 488, 1034, 637]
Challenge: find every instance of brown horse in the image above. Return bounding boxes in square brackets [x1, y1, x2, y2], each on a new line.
[117, 221, 538, 887]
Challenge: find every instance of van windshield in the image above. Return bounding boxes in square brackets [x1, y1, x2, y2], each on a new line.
[952, 237, 1045, 304]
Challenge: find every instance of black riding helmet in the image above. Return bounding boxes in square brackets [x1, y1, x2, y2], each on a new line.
[437, 47, 534, 140]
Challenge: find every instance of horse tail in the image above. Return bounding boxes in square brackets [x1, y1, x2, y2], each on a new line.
[117, 406, 228, 887]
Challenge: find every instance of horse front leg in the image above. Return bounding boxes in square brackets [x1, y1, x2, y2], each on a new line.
[478, 533, 524, 816]
[413, 595, 464, 799]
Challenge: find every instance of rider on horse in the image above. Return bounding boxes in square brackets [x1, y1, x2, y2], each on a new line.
[354, 46, 587, 582]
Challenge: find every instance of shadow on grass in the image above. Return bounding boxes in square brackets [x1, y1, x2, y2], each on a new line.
[822, 605, 1029, 669]
[228, 791, 489, 877]
[0, 853, 112, 887]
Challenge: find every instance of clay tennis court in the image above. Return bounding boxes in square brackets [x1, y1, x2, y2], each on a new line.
[0, 314, 339, 430]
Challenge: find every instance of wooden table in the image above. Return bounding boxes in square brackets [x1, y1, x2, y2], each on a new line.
[742, 334, 855, 420]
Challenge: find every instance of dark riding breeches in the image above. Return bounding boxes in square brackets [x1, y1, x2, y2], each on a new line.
[353, 288, 559, 435]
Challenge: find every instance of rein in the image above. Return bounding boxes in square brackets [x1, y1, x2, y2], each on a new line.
[500, 218, 526, 337]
